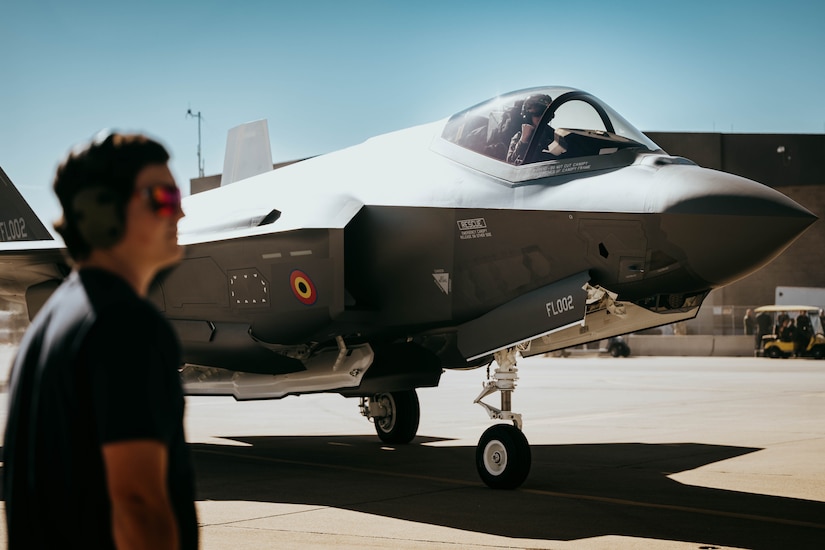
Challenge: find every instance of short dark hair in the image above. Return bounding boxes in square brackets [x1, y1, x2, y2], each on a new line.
[53, 132, 170, 261]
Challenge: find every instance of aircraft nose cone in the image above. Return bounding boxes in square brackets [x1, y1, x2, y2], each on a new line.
[657, 166, 817, 287]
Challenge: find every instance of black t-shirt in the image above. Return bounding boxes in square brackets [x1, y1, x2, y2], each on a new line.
[3, 269, 198, 549]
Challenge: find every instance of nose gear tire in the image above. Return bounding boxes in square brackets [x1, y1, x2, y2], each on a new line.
[475, 424, 531, 489]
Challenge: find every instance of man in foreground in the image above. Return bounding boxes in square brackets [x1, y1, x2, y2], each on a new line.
[3, 133, 198, 549]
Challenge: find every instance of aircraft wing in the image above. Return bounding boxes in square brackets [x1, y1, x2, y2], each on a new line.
[0, 241, 67, 308]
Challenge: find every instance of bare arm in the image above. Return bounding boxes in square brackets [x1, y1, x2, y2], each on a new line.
[102, 439, 179, 550]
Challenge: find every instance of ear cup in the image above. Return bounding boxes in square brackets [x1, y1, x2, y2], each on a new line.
[72, 187, 124, 249]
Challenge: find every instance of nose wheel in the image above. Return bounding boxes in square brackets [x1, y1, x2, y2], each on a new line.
[474, 348, 532, 489]
[476, 424, 531, 489]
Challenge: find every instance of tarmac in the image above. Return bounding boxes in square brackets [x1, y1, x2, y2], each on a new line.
[0, 344, 823, 549]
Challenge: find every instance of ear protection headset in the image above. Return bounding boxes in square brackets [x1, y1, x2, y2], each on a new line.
[521, 94, 553, 121]
[71, 185, 124, 249]
[67, 132, 128, 250]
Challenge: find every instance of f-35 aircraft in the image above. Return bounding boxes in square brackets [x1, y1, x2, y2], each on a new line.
[0, 86, 816, 488]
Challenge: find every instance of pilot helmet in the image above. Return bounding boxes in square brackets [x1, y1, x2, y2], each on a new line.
[521, 94, 553, 120]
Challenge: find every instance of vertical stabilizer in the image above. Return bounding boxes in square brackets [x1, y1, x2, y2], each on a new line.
[0, 167, 53, 242]
[221, 119, 274, 186]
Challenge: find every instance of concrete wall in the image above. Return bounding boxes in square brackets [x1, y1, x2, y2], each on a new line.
[625, 335, 755, 356]
[645, 132, 825, 188]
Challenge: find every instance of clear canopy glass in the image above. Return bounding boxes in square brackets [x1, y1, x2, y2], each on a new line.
[441, 87, 660, 166]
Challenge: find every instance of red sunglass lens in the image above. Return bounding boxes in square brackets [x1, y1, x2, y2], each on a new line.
[149, 185, 181, 215]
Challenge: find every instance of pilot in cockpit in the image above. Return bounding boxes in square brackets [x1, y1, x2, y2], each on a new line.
[506, 94, 565, 165]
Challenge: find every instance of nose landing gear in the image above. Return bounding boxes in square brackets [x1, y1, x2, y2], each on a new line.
[473, 348, 531, 489]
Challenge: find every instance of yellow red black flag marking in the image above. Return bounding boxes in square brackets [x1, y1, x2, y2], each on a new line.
[290, 269, 317, 305]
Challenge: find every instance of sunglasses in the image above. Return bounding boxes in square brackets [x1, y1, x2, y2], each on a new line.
[138, 184, 182, 216]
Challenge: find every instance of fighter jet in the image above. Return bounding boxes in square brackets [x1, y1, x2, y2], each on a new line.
[0, 86, 816, 489]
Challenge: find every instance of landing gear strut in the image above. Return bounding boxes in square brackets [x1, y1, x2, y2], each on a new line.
[473, 348, 531, 489]
[360, 390, 420, 444]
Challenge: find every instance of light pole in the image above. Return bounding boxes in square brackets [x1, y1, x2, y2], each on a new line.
[186, 108, 205, 178]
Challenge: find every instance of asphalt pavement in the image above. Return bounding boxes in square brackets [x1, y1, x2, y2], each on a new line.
[1, 345, 823, 549]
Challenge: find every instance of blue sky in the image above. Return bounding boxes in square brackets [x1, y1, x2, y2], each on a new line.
[2, 0, 824, 208]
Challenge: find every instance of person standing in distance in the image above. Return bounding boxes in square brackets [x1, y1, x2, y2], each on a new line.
[3, 132, 198, 549]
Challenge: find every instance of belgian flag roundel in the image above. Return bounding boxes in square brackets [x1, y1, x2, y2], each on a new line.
[290, 269, 317, 305]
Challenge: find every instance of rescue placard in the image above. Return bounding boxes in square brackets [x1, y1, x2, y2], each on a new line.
[457, 217, 492, 240]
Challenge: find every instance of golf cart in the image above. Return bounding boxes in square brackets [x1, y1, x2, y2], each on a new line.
[755, 305, 825, 359]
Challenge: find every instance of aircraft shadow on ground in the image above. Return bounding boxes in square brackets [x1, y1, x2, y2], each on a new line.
[189, 436, 825, 550]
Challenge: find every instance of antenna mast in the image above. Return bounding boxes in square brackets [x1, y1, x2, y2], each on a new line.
[186, 108, 205, 178]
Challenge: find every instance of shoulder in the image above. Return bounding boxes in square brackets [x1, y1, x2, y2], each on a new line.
[78, 269, 164, 328]
[18, 273, 96, 358]
[81, 277, 174, 358]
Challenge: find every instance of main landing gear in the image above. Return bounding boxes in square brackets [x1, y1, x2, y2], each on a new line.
[473, 348, 531, 489]
[360, 390, 420, 444]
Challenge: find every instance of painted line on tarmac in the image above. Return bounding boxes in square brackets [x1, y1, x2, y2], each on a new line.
[195, 447, 825, 531]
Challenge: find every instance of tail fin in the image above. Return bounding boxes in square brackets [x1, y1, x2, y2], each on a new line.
[0, 166, 54, 242]
[220, 119, 274, 186]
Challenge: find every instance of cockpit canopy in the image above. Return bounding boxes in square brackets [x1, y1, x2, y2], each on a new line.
[440, 87, 661, 167]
